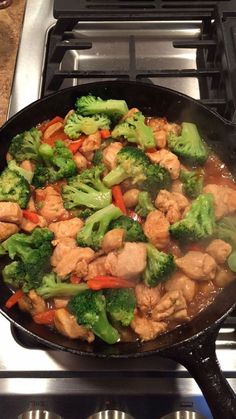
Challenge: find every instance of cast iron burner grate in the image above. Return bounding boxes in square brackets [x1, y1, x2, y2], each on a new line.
[42, 0, 236, 122]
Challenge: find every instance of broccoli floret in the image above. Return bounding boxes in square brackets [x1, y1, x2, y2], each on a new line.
[36, 272, 88, 299]
[64, 112, 111, 138]
[142, 244, 175, 288]
[0, 168, 30, 208]
[8, 160, 34, 184]
[105, 288, 136, 326]
[168, 122, 209, 166]
[77, 204, 122, 250]
[1, 228, 54, 291]
[170, 193, 215, 242]
[78, 208, 96, 220]
[92, 149, 103, 166]
[76, 95, 128, 121]
[103, 146, 149, 188]
[69, 164, 107, 192]
[135, 191, 155, 217]
[111, 111, 155, 150]
[3, 261, 28, 289]
[180, 170, 203, 199]
[33, 141, 77, 187]
[68, 289, 120, 344]
[62, 165, 111, 210]
[110, 215, 146, 242]
[8, 128, 41, 163]
[216, 215, 236, 272]
[139, 163, 171, 198]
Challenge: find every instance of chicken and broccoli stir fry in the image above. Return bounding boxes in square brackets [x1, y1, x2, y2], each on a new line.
[1, 95, 236, 344]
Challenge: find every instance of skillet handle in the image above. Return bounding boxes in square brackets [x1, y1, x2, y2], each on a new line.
[163, 326, 236, 419]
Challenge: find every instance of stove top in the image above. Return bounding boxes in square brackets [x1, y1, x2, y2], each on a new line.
[3, 0, 236, 418]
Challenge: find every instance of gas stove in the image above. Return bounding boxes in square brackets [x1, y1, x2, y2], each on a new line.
[2, 0, 236, 418]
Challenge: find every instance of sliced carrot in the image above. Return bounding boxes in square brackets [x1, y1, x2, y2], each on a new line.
[22, 210, 39, 224]
[40, 116, 64, 134]
[112, 185, 127, 215]
[70, 274, 81, 284]
[68, 136, 86, 154]
[5, 290, 24, 309]
[100, 129, 111, 139]
[43, 129, 69, 147]
[33, 309, 55, 325]
[87, 275, 136, 290]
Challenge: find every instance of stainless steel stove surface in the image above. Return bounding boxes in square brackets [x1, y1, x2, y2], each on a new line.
[2, 0, 236, 418]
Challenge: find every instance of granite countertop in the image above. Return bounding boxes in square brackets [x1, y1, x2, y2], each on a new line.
[0, 0, 26, 127]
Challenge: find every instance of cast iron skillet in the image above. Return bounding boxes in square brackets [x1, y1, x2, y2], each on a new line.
[0, 81, 236, 419]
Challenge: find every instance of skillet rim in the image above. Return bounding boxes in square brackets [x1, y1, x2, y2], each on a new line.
[0, 80, 236, 357]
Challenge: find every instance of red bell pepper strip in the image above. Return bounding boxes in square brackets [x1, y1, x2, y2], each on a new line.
[70, 274, 81, 284]
[43, 129, 68, 147]
[33, 309, 56, 325]
[100, 129, 111, 139]
[146, 147, 157, 153]
[112, 185, 127, 215]
[127, 209, 142, 224]
[22, 210, 40, 224]
[68, 136, 86, 154]
[5, 290, 24, 309]
[87, 275, 136, 290]
[40, 116, 64, 134]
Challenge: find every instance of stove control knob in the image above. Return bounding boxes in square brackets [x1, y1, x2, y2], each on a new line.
[160, 411, 206, 419]
[18, 410, 63, 419]
[87, 410, 134, 419]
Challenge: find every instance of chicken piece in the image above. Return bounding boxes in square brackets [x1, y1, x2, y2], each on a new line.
[155, 189, 189, 224]
[80, 132, 101, 154]
[102, 228, 125, 254]
[146, 149, 181, 180]
[54, 308, 94, 342]
[147, 118, 180, 149]
[206, 239, 232, 264]
[51, 238, 77, 267]
[171, 180, 183, 194]
[20, 160, 35, 172]
[20, 215, 47, 233]
[73, 151, 88, 171]
[135, 283, 161, 314]
[0, 222, 19, 242]
[147, 119, 167, 149]
[18, 290, 46, 315]
[121, 107, 139, 121]
[203, 184, 236, 220]
[54, 247, 95, 278]
[54, 298, 70, 309]
[151, 290, 188, 322]
[0, 202, 22, 224]
[123, 189, 140, 208]
[86, 256, 108, 279]
[105, 242, 147, 280]
[38, 186, 69, 223]
[131, 311, 167, 341]
[143, 210, 170, 249]
[102, 142, 123, 170]
[175, 251, 217, 281]
[27, 197, 37, 212]
[213, 266, 235, 288]
[49, 218, 83, 240]
[165, 272, 196, 303]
